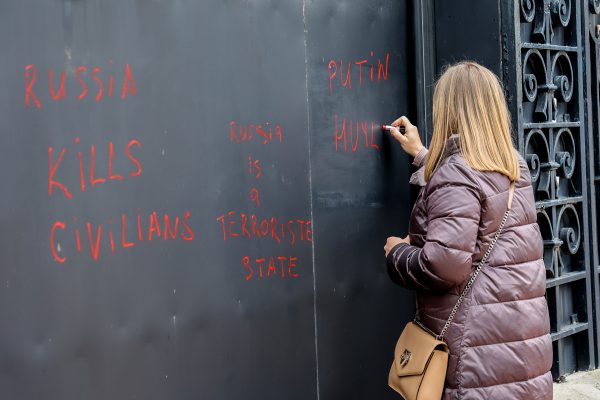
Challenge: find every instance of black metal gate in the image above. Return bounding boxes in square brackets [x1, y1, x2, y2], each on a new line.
[584, 0, 600, 372]
[515, 0, 596, 376]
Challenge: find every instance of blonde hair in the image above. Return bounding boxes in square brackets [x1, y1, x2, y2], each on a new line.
[424, 61, 520, 182]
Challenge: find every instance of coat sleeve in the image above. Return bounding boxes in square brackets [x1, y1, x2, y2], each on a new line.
[412, 147, 429, 168]
[387, 161, 482, 292]
[409, 148, 429, 187]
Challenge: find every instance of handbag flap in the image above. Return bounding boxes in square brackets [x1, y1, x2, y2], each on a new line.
[393, 321, 448, 377]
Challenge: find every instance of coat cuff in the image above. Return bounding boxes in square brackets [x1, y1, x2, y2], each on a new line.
[412, 147, 428, 167]
[409, 167, 426, 187]
[387, 242, 421, 287]
[409, 147, 428, 187]
[386, 242, 408, 267]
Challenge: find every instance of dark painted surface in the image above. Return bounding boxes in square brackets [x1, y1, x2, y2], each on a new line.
[0, 0, 414, 398]
[304, 1, 414, 398]
[433, 0, 502, 76]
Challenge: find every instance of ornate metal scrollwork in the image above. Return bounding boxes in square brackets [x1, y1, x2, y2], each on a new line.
[518, 0, 592, 372]
[556, 204, 581, 274]
[527, 0, 573, 43]
[525, 129, 551, 199]
[550, 52, 574, 119]
[515, 0, 600, 376]
[523, 50, 549, 121]
[522, 0, 536, 22]
[533, 0, 552, 43]
[553, 128, 576, 180]
[537, 210, 557, 278]
[551, 0, 571, 27]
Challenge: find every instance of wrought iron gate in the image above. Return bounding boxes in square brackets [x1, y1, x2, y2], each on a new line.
[515, 0, 597, 376]
[584, 0, 600, 371]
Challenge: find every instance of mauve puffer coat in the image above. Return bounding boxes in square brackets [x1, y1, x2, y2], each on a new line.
[387, 135, 553, 399]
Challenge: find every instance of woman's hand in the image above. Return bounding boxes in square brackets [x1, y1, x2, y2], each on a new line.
[384, 235, 410, 257]
[387, 116, 424, 158]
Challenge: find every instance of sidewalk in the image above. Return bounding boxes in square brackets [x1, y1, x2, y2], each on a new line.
[554, 369, 600, 399]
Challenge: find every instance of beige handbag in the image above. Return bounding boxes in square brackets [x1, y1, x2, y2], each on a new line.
[388, 183, 515, 400]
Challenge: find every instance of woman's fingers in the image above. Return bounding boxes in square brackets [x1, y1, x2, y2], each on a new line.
[391, 115, 411, 128]
[387, 115, 423, 157]
[384, 236, 406, 257]
[389, 126, 408, 144]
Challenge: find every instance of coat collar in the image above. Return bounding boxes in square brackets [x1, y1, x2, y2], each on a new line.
[442, 134, 461, 159]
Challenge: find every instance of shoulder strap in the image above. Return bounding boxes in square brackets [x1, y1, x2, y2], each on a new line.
[435, 182, 515, 340]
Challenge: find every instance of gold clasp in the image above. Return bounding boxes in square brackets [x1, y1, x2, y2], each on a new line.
[400, 349, 412, 367]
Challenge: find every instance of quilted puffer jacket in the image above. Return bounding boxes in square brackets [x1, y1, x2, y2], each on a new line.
[386, 134, 553, 399]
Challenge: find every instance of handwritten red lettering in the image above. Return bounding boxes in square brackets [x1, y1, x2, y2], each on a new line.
[339, 60, 352, 88]
[87, 222, 102, 262]
[181, 211, 195, 241]
[243, 256, 253, 281]
[148, 211, 161, 241]
[49, 210, 195, 263]
[242, 255, 301, 281]
[270, 217, 280, 244]
[48, 139, 143, 199]
[248, 156, 262, 179]
[256, 257, 266, 278]
[334, 115, 347, 152]
[229, 121, 283, 144]
[216, 212, 311, 245]
[48, 146, 73, 199]
[378, 52, 390, 81]
[108, 142, 124, 180]
[121, 63, 136, 99]
[109, 230, 115, 253]
[267, 257, 277, 277]
[108, 61, 114, 97]
[76, 140, 86, 192]
[249, 188, 261, 208]
[288, 220, 296, 245]
[163, 214, 179, 240]
[355, 59, 367, 85]
[328, 52, 391, 95]
[370, 121, 380, 150]
[126, 140, 142, 177]
[289, 256, 299, 277]
[328, 60, 337, 95]
[241, 213, 251, 238]
[216, 215, 227, 241]
[76, 66, 88, 100]
[228, 211, 238, 237]
[251, 215, 261, 238]
[75, 228, 81, 252]
[92, 67, 103, 102]
[333, 115, 381, 152]
[25, 62, 135, 108]
[49, 68, 66, 101]
[90, 145, 106, 186]
[121, 214, 136, 248]
[25, 65, 41, 109]
[50, 221, 66, 263]
[137, 212, 144, 242]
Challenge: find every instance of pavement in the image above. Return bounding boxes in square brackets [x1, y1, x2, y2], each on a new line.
[554, 369, 600, 399]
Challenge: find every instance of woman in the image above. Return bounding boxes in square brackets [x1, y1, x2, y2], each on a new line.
[384, 62, 552, 399]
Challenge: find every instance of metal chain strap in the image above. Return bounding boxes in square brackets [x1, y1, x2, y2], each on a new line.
[436, 208, 511, 340]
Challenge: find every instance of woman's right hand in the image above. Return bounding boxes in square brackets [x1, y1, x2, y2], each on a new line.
[387, 116, 424, 158]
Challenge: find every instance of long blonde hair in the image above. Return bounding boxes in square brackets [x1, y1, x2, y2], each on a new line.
[424, 61, 520, 182]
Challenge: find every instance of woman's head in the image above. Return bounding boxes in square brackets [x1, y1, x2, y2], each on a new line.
[425, 61, 520, 182]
